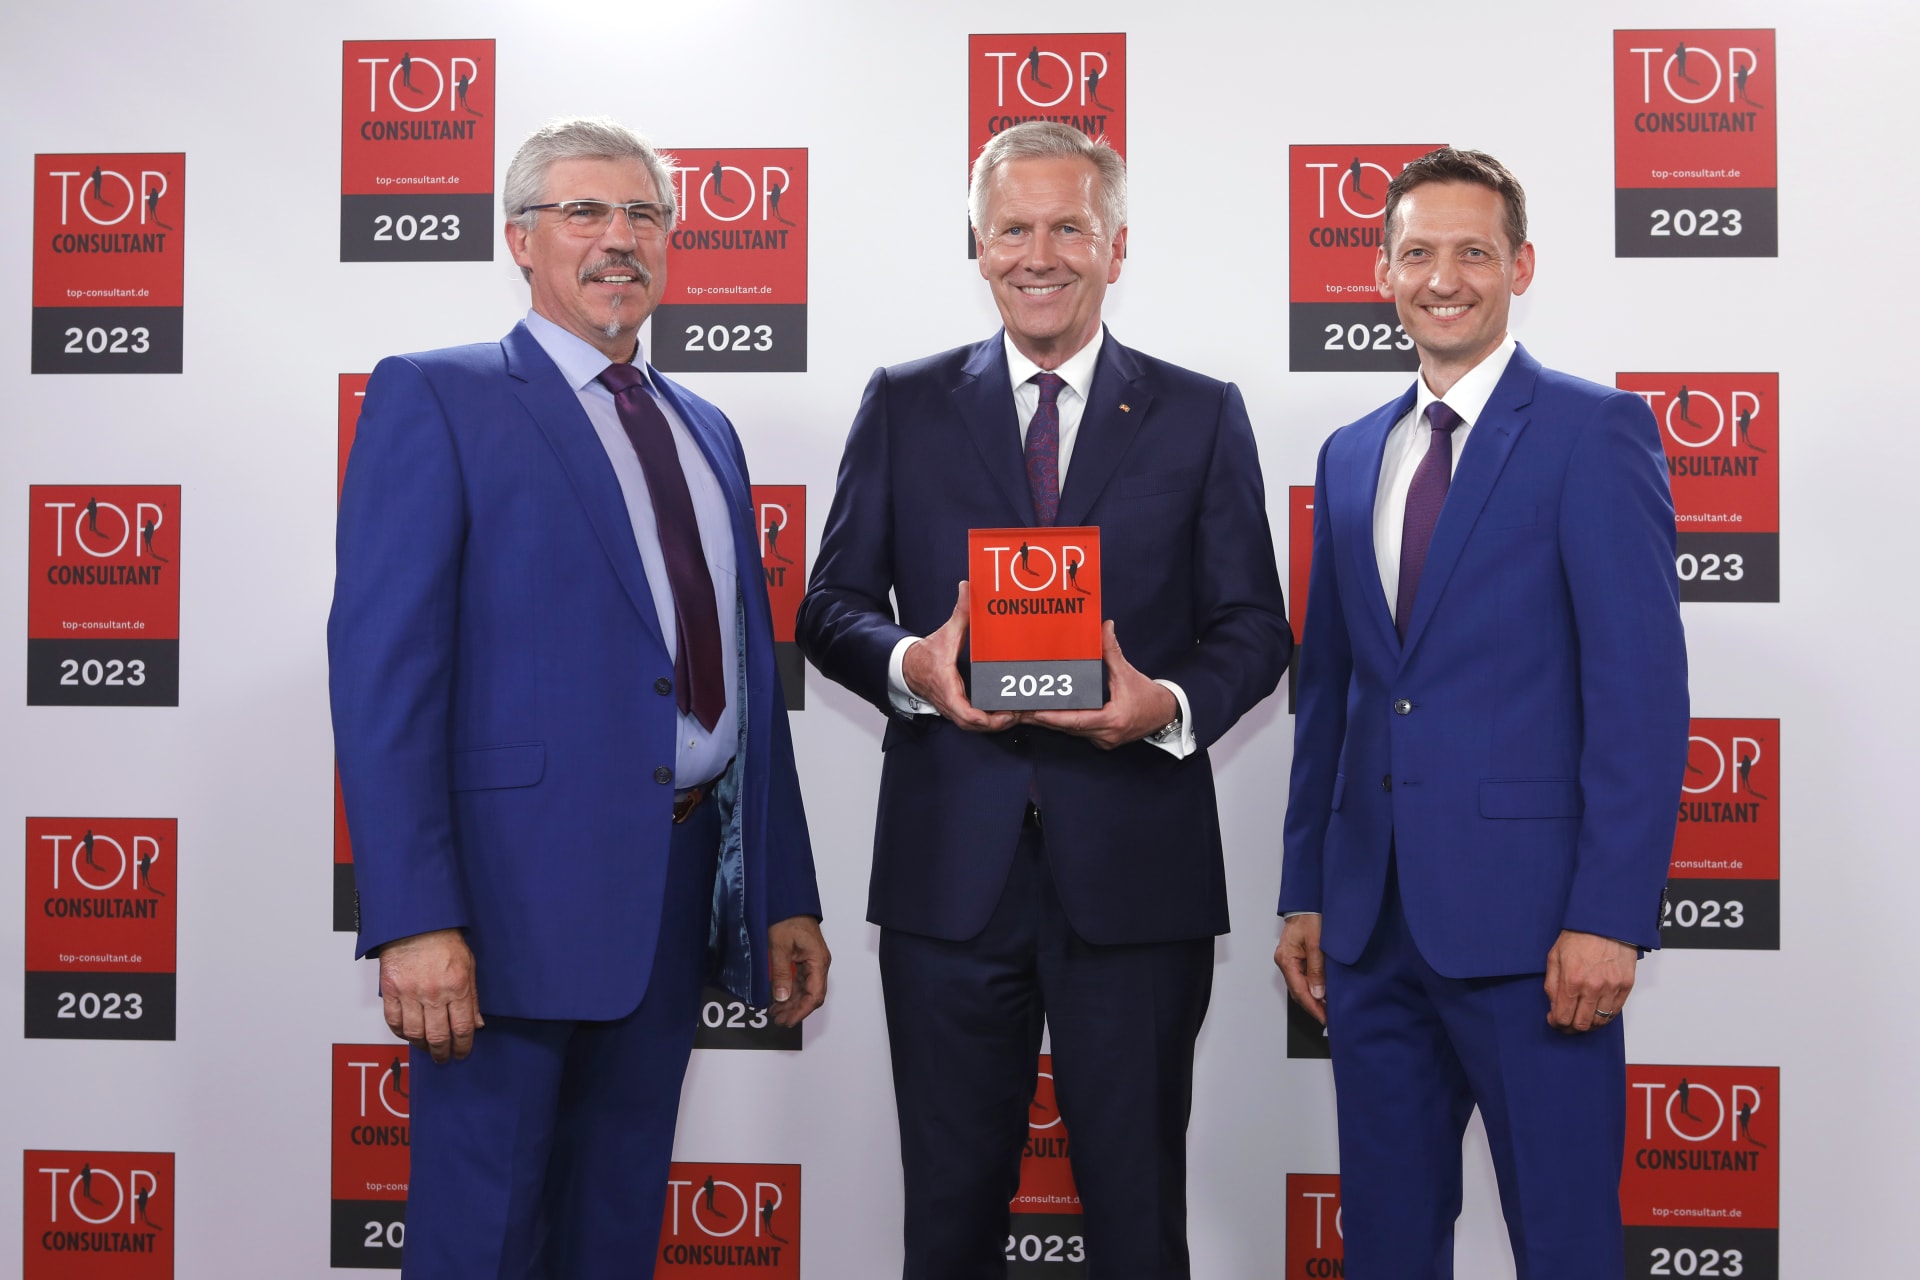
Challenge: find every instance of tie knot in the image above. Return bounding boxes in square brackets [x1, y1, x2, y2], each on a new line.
[1425, 400, 1463, 435]
[1032, 371, 1066, 405]
[599, 361, 648, 397]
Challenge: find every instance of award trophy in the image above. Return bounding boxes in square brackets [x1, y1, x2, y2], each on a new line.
[966, 526, 1103, 710]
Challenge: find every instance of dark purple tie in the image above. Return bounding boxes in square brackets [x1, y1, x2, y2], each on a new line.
[1025, 372, 1065, 526]
[1395, 400, 1463, 643]
[599, 362, 726, 731]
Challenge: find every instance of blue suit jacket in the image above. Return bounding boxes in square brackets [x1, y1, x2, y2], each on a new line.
[1280, 345, 1689, 977]
[798, 331, 1290, 944]
[329, 322, 820, 1017]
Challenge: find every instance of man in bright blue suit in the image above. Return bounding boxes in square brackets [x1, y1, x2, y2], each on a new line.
[1276, 148, 1689, 1278]
[798, 122, 1290, 1278]
[330, 117, 827, 1279]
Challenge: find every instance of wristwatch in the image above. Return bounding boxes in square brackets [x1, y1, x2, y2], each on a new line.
[1147, 702, 1184, 746]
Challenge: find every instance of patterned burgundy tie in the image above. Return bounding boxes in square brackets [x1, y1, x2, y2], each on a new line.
[1395, 400, 1464, 643]
[1025, 372, 1065, 526]
[598, 362, 726, 731]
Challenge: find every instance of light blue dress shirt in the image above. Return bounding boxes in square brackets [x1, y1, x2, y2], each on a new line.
[525, 310, 739, 786]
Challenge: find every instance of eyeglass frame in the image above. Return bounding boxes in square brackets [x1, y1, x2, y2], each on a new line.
[517, 199, 675, 237]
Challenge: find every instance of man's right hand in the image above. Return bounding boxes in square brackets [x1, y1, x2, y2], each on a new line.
[378, 928, 483, 1064]
[1275, 913, 1328, 1025]
[902, 581, 1015, 734]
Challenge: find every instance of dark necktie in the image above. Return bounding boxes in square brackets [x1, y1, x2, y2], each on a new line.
[599, 362, 726, 731]
[1395, 400, 1463, 643]
[1025, 372, 1065, 526]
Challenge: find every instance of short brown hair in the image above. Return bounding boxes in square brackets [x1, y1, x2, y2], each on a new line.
[1381, 147, 1528, 254]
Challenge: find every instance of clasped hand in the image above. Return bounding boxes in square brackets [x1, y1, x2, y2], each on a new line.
[901, 581, 1175, 749]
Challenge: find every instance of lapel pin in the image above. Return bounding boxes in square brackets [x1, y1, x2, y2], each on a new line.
[1119, 403, 1131, 413]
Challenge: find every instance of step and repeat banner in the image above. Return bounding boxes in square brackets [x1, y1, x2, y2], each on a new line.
[3, 2, 1912, 1276]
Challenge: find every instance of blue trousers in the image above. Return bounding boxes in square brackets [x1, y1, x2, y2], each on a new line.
[880, 822, 1215, 1280]
[1326, 854, 1626, 1279]
[401, 801, 719, 1280]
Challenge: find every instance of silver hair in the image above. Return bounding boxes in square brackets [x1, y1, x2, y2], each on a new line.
[502, 117, 677, 277]
[968, 121, 1127, 242]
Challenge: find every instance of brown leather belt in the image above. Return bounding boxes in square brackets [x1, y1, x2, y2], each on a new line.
[673, 766, 730, 824]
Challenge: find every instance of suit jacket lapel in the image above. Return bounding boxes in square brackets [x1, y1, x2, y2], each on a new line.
[1347, 388, 1413, 653]
[502, 323, 669, 649]
[954, 337, 1034, 523]
[1056, 333, 1152, 529]
[1397, 346, 1540, 663]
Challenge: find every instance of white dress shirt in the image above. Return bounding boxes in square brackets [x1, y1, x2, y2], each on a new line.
[885, 329, 1195, 757]
[525, 309, 739, 786]
[1373, 334, 1517, 622]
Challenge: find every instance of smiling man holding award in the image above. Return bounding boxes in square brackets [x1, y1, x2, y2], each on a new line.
[797, 121, 1290, 1279]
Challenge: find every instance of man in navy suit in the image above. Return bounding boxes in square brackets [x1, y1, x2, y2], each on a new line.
[330, 117, 828, 1279]
[1276, 148, 1689, 1278]
[798, 121, 1289, 1278]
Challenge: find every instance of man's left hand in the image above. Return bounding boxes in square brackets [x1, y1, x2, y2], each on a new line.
[1544, 929, 1637, 1033]
[766, 916, 830, 1027]
[1022, 621, 1177, 750]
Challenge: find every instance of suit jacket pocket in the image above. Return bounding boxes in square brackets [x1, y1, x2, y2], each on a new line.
[1478, 778, 1582, 818]
[1116, 468, 1203, 499]
[450, 742, 546, 791]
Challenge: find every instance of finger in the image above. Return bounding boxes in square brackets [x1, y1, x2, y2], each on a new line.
[421, 1003, 454, 1065]
[382, 987, 406, 1040]
[769, 945, 795, 1006]
[448, 994, 479, 1061]
[399, 993, 428, 1049]
[1101, 620, 1123, 667]
[1305, 944, 1327, 1004]
[950, 581, 972, 639]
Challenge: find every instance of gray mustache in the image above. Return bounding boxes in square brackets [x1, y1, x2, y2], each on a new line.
[579, 254, 651, 287]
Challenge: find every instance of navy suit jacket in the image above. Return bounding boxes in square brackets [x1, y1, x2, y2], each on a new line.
[330, 322, 820, 1018]
[1280, 345, 1689, 977]
[798, 331, 1290, 945]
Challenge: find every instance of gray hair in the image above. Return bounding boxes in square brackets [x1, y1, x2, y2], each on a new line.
[968, 121, 1127, 242]
[502, 117, 678, 273]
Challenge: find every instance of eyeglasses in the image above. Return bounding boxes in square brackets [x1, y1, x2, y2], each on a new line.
[519, 200, 672, 239]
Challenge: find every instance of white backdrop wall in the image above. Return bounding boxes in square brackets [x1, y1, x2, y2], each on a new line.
[3, 1, 1916, 1274]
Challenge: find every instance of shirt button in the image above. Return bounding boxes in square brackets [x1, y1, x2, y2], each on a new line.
[655, 677, 673, 696]
[1381, 775, 1393, 792]
[653, 766, 673, 785]
[1393, 699, 1413, 715]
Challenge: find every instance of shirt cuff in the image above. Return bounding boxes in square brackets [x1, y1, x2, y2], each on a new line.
[1282, 911, 1322, 919]
[887, 635, 936, 716]
[1145, 679, 1196, 758]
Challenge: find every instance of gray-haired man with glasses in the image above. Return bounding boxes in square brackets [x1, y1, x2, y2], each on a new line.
[330, 115, 827, 1279]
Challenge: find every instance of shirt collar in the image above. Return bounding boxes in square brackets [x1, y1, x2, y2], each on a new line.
[524, 308, 653, 395]
[1004, 326, 1105, 402]
[1412, 333, 1517, 428]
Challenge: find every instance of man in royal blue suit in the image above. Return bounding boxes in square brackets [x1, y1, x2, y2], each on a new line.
[1276, 149, 1690, 1278]
[798, 122, 1290, 1278]
[330, 117, 828, 1279]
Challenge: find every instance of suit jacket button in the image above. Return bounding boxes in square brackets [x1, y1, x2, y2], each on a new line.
[654, 677, 673, 696]
[653, 766, 673, 785]
[1381, 775, 1393, 792]
[1393, 698, 1412, 715]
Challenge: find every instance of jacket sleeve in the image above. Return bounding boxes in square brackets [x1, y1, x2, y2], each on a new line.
[795, 367, 914, 715]
[1153, 382, 1293, 749]
[1558, 391, 1691, 947]
[1279, 434, 1352, 916]
[328, 355, 469, 957]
